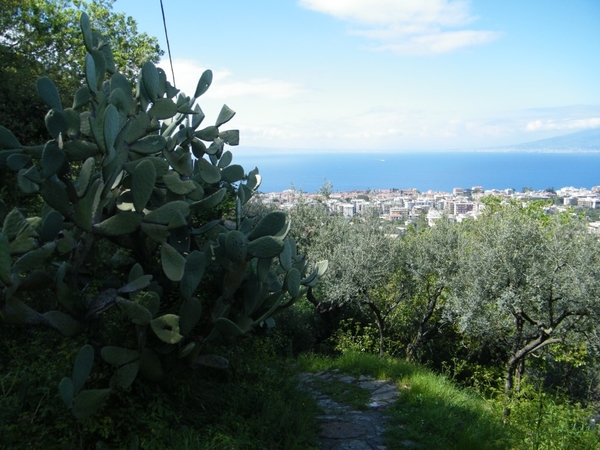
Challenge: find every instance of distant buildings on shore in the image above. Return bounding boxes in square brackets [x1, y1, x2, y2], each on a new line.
[255, 185, 600, 231]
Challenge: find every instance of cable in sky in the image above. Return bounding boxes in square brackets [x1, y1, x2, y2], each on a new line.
[160, 0, 176, 88]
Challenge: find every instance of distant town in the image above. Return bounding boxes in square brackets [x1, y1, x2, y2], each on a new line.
[256, 185, 600, 233]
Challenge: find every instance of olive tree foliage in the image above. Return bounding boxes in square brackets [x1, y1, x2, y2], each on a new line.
[399, 219, 462, 361]
[288, 196, 400, 355]
[447, 202, 600, 406]
[0, 0, 162, 145]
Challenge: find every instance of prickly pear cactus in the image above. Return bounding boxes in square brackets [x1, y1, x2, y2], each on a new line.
[0, 12, 325, 419]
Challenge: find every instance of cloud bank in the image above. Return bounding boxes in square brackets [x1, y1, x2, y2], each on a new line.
[299, 0, 501, 55]
[159, 59, 305, 101]
[525, 118, 600, 132]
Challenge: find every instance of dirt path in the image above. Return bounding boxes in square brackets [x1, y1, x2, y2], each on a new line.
[299, 369, 411, 450]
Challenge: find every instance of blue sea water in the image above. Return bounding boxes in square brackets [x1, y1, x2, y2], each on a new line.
[231, 151, 600, 193]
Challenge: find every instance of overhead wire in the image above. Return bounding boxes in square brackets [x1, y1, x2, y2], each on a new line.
[159, 0, 176, 88]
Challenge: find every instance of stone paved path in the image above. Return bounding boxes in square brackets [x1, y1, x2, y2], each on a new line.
[298, 370, 402, 450]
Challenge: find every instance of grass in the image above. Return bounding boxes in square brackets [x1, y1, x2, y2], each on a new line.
[308, 375, 372, 410]
[387, 371, 509, 450]
[2, 324, 598, 449]
[126, 337, 323, 450]
[297, 351, 600, 450]
[0, 328, 321, 450]
[299, 352, 510, 449]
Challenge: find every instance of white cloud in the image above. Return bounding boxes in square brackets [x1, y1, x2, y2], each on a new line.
[298, 0, 501, 55]
[207, 78, 306, 100]
[525, 118, 600, 132]
[238, 107, 600, 151]
[371, 30, 501, 55]
[299, 0, 473, 26]
[237, 108, 463, 150]
[158, 58, 305, 101]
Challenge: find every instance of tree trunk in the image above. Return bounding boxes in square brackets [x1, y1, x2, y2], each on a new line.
[406, 322, 427, 362]
[503, 330, 560, 417]
[367, 302, 386, 357]
[503, 359, 518, 417]
[516, 357, 525, 393]
[406, 286, 443, 363]
[306, 287, 341, 346]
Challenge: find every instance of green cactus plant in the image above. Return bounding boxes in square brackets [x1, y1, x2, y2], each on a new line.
[59, 344, 112, 419]
[0, 11, 326, 419]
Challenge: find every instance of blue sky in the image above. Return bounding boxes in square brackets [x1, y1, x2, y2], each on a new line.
[111, 0, 600, 152]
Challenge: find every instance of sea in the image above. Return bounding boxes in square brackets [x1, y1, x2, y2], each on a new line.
[231, 151, 600, 193]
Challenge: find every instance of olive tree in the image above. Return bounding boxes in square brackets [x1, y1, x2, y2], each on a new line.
[448, 202, 600, 413]
[290, 199, 400, 355]
[400, 219, 462, 361]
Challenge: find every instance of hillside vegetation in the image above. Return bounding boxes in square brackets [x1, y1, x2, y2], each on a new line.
[1, 4, 599, 449]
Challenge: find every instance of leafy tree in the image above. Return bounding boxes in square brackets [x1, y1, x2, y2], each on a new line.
[407, 210, 428, 233]
[0, 0, 162, 144]
[448, 203, 600, 414]
[294, 203, 400, 355]
[316, 178, 333, 200]
[400, 219, 462, 362]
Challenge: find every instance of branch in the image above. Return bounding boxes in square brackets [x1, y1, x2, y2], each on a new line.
[520, 310, 541, 328]
[509, 334, 563, 366]
[421, 286, 444, 325]
[305, 287, 319, 307]
[552, 309, 577, 329]
[526, 338, 564, 356]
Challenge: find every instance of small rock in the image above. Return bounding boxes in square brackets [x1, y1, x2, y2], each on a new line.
[339, 376, 356, 384]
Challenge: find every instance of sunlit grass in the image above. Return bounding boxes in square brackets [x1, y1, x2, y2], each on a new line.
[387, 371, 509, 450]
[3, 326, 597, 450]
[298, 351, 510, 449]
[296, 351, 416, 380]
[297, 351, 600, 449]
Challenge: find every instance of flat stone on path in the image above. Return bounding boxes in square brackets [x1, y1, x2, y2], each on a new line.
[334, 440, 381, 450]
[372, 384, 398, 396]
[338, 375, 357, 383]
[320, 422, 366, 439]
[358, 380, 388, 390]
